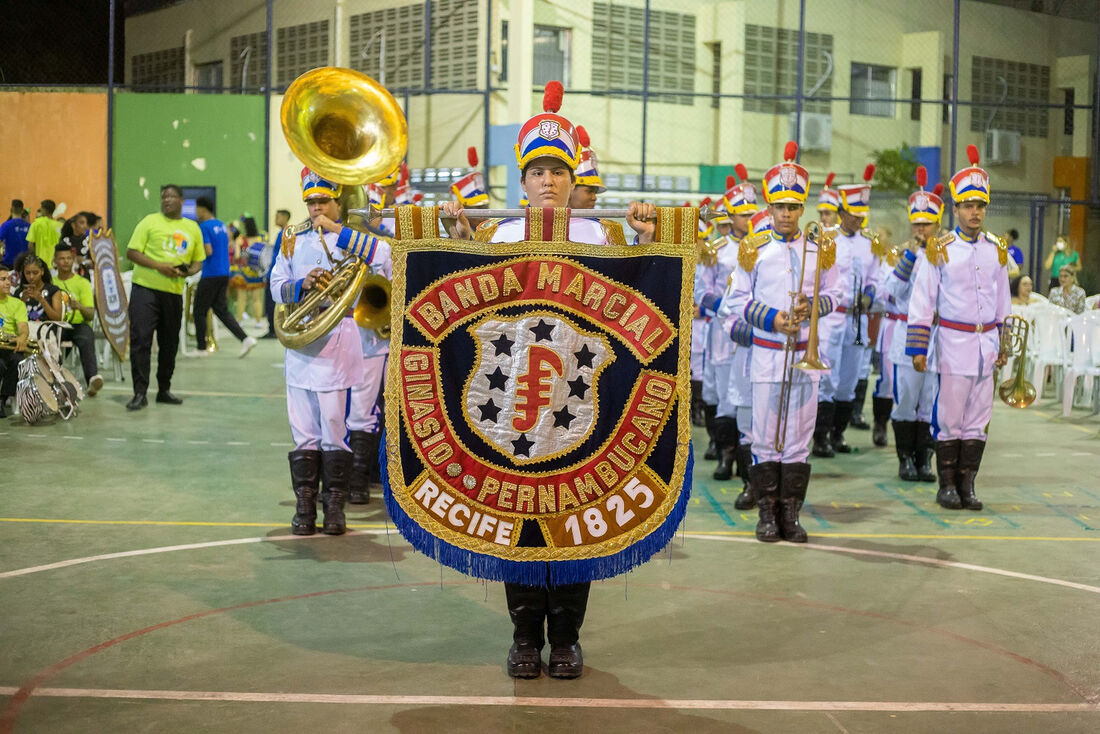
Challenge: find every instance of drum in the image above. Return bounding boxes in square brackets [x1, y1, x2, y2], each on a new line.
[17, 354, 51, 382]
[17, 374, 59, 425]
[245, 242, 273, 274]
[58, 365, 86, 402]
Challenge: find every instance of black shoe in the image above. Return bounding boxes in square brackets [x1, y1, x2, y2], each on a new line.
[750, 462, 781, 542]
[832, 401, 853, 453]
[348, 430, 380, 505]
[915, 422, 937, 482]
[0, 399, 8, 418]
[507, 642, 543, 679]
[935, 439, 963, 510]
[958, 439, 986, 511]
[548, 643, 584, 679]
[702, 403, 718, 459]
[778, 463, 810, 543]
[711, 417, 736, 480]
[812, 402, 835, 457]
[126, 393, 148, 411]
[321, 450, 352, 534]
[893, 421, 920, 481]
[260, 331, 278, 339]
[704, 439, 719, 462]
[690, 380, 705, 427]
[506, 583, 548, 679]
[849, 379, 870, 429]
[733, 444, 756, 510]
[289, 450, 322, 535]
[155, 391, 183, 405]
[871, 397, 892, 446]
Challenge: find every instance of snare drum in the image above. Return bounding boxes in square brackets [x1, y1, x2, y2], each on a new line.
[17, 374, 59, 425]
[58, 365, 86, 402]
[17, 354, 51, 382]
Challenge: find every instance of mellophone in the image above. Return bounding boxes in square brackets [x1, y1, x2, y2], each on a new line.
[1, 333, 83, 424]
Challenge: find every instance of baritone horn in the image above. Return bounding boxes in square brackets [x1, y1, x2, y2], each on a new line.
[274, 67, 407, 348]
[775, 222, 832, 451]
[997, 314, 1036, 408]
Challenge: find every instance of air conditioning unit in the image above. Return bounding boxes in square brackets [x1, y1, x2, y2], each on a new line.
[985, 129, 1021, 165]
[789, 113, 832, 151]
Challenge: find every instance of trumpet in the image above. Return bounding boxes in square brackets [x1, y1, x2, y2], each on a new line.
[997, 314, 1036, 408]
[0, 332, 38, 353]
[775, 222, 832, 451]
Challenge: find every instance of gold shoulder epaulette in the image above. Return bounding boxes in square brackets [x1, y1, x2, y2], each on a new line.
[818, 234, 836, 270]
[472, 219, 501, 244]
[863, 228, 887, 260]
[885, 246, 901, 267]
[599, 219, 627, 246]
[738, 232, 770, 271]
[988, 232, 1009, 266]
[926, 232, 954, 266]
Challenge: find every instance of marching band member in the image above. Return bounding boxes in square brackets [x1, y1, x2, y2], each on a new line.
[907, 145, 1010, 511]
[817, 172, 839, 228]
[690, 198, 715, 427]
[441, 81, 656, 680]
[868, 229, 899, 448]
[271, 168, 391, 534]
[696, 167, 758, 481]
[716, 206, 774, 510]
[727, 142, 839, 543]
[699, 196, 730, 461]
[883, 170, 944, 482]
[568, 127, 605, 210]
[814, 165, 878, 457]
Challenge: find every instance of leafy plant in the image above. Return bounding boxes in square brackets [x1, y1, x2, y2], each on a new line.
[871, 144, 919, 193]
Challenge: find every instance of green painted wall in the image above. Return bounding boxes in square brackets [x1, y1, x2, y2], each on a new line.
[112, 93, 266, 253]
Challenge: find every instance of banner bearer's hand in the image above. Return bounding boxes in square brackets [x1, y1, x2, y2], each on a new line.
[440, 200, 473, 240]
[627, 202, 657, 244]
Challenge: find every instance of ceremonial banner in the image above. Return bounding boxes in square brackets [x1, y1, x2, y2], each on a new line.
[384, 225, 695, 586]
[87, 228, 129, 361]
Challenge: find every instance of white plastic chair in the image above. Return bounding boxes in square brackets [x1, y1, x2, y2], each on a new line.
[1061, 311, 1100, 416]
[1025, 302, 1073, 402]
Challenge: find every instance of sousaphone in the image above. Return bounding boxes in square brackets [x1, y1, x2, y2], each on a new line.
[274, 67, 408, 349]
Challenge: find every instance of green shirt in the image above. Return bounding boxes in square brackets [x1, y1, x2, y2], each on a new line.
[127, 213, 205, 295]
[55, 273, 95, 325]
[0, 294, 29, 336]
[1051, 249, 1079, 278]
[27, 216, 62, 266]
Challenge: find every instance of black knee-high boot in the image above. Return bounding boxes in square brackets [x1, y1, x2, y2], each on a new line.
[347, 430, 378, 504]
[288, 450, 322, 535]
[812, 401, 835, 458]
[871, 396, 892, 447]
[778, 462, 810, 543]
[703, 403, 718, 460]
[850, 378, 871, 429]
[893, 421, 919, 481]
[547, 582, 590, 679]
[712, 416, 737, 480]
[958, 439, 986, 511]
[750, 462, 781, 542]
[690, 379, 705, 427]
[915, 422, 936, 482]
[320, 450, 351, 534]
[832, 401, 853, 453]
[733, 443, 756, 509]
[934, 440, 963, 509]
[505, 583, 547, 679]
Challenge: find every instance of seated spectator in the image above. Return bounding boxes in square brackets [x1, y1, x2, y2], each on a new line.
[0, 263, 30, 417]
[1, 200, 30, 268]
[1010, 274, 1045, 306]
[1004, 228, 1024, 267]
[53, 244, 103, 396]
[1043, 236, 1079, 292]
[14, 256, 63, 322]
[26, 199, 62, 269]
[1048, 266, 1087, 314]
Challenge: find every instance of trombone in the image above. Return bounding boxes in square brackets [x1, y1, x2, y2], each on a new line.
[775, 222, 832, 451]
[997, 314, 1036, 408]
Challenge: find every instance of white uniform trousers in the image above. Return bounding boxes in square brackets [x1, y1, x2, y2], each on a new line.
[690, 318, 706, 381]
[287, 385, 351, 452]
[859, 341, 873, 381]
[822, 337, 868, 403]
[347, 354, 387, 433]
[737, 405, 752, 446]
[703, 358, 731, 408]
[751, 373, 819, 464]
[931, 372, 994, 442]
[874, 318, 900, 400]
[891, 363, 935, 423]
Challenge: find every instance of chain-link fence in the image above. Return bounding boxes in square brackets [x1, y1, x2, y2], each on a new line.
[2, 0, 1098, 290]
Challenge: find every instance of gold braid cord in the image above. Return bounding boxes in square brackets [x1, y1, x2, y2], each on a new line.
[818, 234, 837, 270]
[394, 205, 441, 240]
[599, 219, 628, 246]
[927, 232, 953, 266]
[473, 219, 501, 243]
[654, 206, 700, 245]
[990, 232, 1009, 266]
[738, 231, 770, 271]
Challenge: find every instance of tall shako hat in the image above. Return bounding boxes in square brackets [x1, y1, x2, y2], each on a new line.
[817, 172, 840, 212]
[376, 164, 401, 188]
[949, 144, 990, 203]
[837, 164, 875, 215]
[451, 147, 489, 207]
[301, 167, 341, 201]
[762, 141, 809, 204]
[515, 81, 580, 171]
[574, 126, 607, 193]
[908, 166, 945, 223]
[723, 163, 759, 215]
[749, 208, 773, 235]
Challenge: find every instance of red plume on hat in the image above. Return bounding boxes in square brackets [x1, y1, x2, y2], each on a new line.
[915, 165, 928, 189]
[863, 164, 876, 183]
[967, 144, 980, 166]
[824, 172, 835, 188]
[932, 183, 945, 197]
[576, 125, 591, 148]
[734, 163, 748, 183]
[543, 81, 564, 113]
[783, 141, 798, 161]
[726, 175, 735, 189]
[700, 196, 713, 206]
[467, 147, 479, 167]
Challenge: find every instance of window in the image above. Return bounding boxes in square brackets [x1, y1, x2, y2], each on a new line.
[592, 2, 696, 105]
[499, 20, 508, 83]
[276, 20, 330, 89]
[1062, 88, 1075, 135]
[970, 56, 1049, 137]
[350, 0, 479, 91]
[709, 42, 721, 109]
[230, 32, 268, 92]
[131, 47, 184, 91]
[942, 73, 953, 124]
[908, 68, 922, 121]
[850, 62, 896, 118]
[195, 61, 224, 93]
[743, 25, 832, 115]
[533, 26, 570, 87]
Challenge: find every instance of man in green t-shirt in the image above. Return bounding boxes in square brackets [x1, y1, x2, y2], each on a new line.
[26, 199, 62, 268]
[124, 184, 205, 411]
[54, 244, 103, 396]
[0, 263, 30, 417]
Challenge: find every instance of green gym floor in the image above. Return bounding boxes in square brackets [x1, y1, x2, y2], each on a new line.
[2, 332, 1099, 733]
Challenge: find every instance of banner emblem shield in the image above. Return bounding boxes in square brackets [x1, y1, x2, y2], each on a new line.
[384, 207, 698, 586]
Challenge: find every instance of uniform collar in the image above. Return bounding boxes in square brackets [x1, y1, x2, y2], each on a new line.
[770, 229, 800, 243]
[954, 226, 979, 243]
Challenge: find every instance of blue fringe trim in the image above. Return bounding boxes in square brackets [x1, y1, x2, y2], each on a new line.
[380, 430, 694, 588]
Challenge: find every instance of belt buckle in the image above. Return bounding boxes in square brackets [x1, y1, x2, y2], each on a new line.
[974, 323, 982, 333]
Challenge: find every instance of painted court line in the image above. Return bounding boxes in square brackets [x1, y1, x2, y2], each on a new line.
[100, 386, 283, 399]
[0, 687, 1093, 713]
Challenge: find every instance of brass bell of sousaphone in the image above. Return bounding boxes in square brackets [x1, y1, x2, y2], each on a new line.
[274, 67, 408, 349]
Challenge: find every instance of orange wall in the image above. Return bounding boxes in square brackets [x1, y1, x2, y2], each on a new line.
[0, 91, 108, 222]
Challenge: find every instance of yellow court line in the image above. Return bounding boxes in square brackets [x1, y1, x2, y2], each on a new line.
[682, 529, 1100, 542]
[0, 518, 389, 529]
